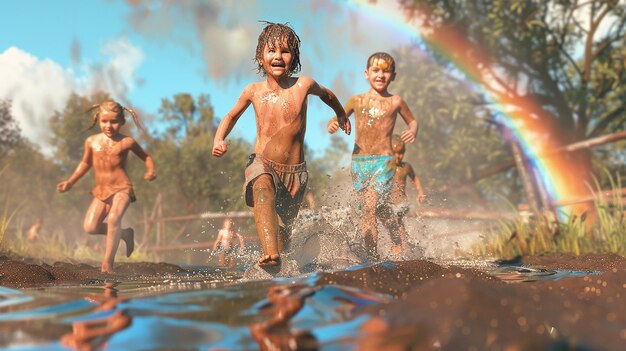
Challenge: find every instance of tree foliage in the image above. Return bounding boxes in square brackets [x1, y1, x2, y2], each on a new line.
[399, 0, 625, 141]
[394, 0, 626, 199]
[145, 93, 250, 214]
[0, 100, 22, 158]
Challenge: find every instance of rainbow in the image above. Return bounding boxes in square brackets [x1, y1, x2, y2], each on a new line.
[343, 0, 592, 216]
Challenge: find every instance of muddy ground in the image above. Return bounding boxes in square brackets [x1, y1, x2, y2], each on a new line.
[1, 253, 624, 350]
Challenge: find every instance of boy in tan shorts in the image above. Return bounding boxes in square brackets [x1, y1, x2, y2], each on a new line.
[212, 22, 349, 267]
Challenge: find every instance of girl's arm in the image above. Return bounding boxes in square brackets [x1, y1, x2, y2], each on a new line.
[56, 138, 93, 192]
[212, 232, 224, 251]
[397, 98, 418, 144]
[130, 139, 156, 181]
[213, 85, 253, 157]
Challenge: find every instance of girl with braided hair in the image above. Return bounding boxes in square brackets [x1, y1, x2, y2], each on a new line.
[57, 100, 156, 273]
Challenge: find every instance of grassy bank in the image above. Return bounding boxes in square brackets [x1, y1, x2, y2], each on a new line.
[475, 178, 626, 258]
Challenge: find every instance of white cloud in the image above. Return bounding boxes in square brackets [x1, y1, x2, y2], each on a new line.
[0, 37, 143, 153]
[0, 47, 74, 148]
[127, 0, 258, 80]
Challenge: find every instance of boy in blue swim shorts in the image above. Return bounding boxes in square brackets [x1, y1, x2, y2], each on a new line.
[328, 52, 419, 258]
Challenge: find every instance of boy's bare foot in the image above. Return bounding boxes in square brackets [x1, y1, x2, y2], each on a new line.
[122, 228, 134, 257]
[259, 254, 281, 267]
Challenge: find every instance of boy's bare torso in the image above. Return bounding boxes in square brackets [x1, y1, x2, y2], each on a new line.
[89, 133, 133, 187]
[218, 229, 240, 249]
[249, 77, 312, 165]
[349, 92, 403, 156]
[391, 162, 412, 203]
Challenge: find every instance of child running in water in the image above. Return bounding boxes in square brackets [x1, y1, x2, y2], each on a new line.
[212, 218, 245, 267]
[390, 134, 424, 253]
[328, 52, 418, 258]
[57, 100, 156, 273]
[212, 22, 349, 267]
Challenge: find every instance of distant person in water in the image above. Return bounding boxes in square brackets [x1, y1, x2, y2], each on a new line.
[26, 217, 42, 241]
[328, 52, 418, 259]
[57, 100, 156, 273]
[212, 218, 245, 267]
[390, 135, 424, 253]
[212, 22, 349, 267]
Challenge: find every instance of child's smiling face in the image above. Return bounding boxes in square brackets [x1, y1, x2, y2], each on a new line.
[365, 57, 395, 93]
[98, 109, 124, 138]
[261, 39, 293, 80]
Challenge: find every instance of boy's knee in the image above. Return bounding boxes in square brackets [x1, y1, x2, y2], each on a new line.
[252, 176, 275, 205]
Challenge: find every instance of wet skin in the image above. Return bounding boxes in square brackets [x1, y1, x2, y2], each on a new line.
[328, 57, 419, 257]
[389, 148, 425, 254]
[57, 109, 156, 273]
[212, 39, 348, 266]
[212, 220, 245, 267]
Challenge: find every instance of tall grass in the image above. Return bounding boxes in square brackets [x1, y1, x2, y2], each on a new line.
[2, 218, 155, 264]
[474, 174, 626, 259]
[0, 165, 18, 245]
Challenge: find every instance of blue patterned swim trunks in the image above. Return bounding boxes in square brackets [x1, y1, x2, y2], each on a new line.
[351, 155, 395, 196]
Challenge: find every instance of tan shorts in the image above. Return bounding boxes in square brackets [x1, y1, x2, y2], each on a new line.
[91, 183, 136, 203]
[243, 154, 308, 228]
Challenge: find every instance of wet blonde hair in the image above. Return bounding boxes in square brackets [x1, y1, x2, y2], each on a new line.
[85, 100, 146, 134]
[255, 21, 301, 76]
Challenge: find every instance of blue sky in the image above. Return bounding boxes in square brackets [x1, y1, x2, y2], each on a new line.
[0, 0, 418, 158]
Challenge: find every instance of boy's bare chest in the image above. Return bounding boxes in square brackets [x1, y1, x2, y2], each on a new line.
[395, 165, 410, 181]
[252, 89, 307, 121]
[354, 95, 396, 127]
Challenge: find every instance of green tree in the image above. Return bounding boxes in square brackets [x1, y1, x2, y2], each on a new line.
[49, 92, 111, 172]
[0, 99, 21, 158]
[391, 47, 518, 207]
[149, 93, 250, 214]
[397, 0, 626, 198]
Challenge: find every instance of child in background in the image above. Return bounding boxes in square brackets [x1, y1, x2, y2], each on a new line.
[57, 100, 156, 273]
[390, 134, 424, 253]
[328, 52, 418, 259]
[212, 22, 349, 267]
[212, 217, 245, 267]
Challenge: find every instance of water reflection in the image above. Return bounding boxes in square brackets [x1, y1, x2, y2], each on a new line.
[60, 282, 130, 351]
[249, 285, 319, 351]
[1, 269, 393, 350]
[491, 265, 599, 282]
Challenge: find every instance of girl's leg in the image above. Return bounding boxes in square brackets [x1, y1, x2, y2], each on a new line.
[101, 193, 131, 273]
[83, 198, 109, 235]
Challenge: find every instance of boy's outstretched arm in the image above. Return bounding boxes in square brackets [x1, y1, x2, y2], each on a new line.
[56, 138, 93, 193]
[213, 87, 253, 157]
[130, 140, 156, 181]
[408, 164, 425, 204]
[328, 97, 355, 135]
[309, 80, 350, 135]
[398, 99, 419, 144]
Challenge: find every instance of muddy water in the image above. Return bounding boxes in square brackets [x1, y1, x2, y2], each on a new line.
[0, 209, 613, 350]
[0, 266, 390, 350]
[0, 259, 603, 350]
